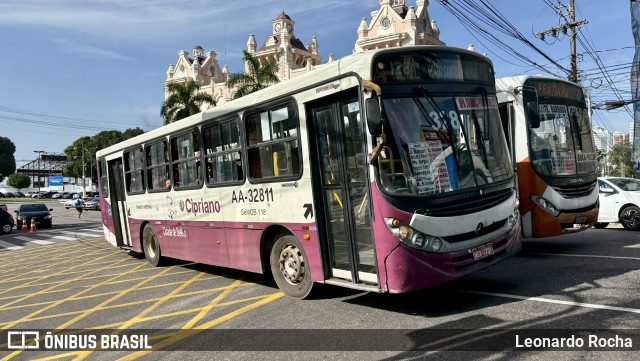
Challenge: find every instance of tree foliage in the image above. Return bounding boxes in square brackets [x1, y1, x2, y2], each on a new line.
[7, 173, 31, 191]
[0, 136, 17, 183]
[161, 79, 216, 124]
[226, 50, 279, 99]
[64, 128, 144, 185]
[608, 140, 634, 177]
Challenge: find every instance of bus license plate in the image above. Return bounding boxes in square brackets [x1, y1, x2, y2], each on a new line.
[472, 243, 494, 261]
[575, 216, 587, 223]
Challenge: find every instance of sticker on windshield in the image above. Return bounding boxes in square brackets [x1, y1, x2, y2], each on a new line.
[407, 141, 452, 194]
[551, 151, 576, 175]
[455, 96, 498, 110]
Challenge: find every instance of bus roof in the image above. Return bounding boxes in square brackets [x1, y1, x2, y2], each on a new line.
[97, 45, 487, 158]
[495, 74, 579, 91]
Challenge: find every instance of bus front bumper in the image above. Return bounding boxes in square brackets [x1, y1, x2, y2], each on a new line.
[383, 221, 522, 293]
[531, 205, 598, 238]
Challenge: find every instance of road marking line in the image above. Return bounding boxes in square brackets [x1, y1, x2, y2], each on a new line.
[14, 236, 54, 245]
[529, 252, 640, 261]
[624, 243, 640, 248]
[121, 291, 285, 360]
[0, 240, 22, 250]
[462, 290, 640, 314]
[51, 235, 78, 241]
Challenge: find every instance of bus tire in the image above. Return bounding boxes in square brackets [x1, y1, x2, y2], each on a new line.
[269, 234, 313, 299]
[142, 224, 165, 267]
[593, 222, 609, 229]
[620, 205, 640, 231]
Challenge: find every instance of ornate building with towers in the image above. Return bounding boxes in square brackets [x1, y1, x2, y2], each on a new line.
[247, 12, 322, 81]
[355, 0, 443, 52]
[164, 1, 443, 108]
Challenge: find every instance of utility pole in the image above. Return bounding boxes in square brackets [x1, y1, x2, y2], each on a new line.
[535, 0, 588, 83]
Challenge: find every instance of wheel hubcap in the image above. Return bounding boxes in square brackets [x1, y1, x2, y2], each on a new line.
[2, 224, 10, 233]
[146, 233, 157, 258]
[279, 244, 305, 285]
[622, 210, 640, 228]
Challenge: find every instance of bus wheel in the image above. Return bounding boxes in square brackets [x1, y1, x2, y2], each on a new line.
[142, 224, 165, 267]
[593, 223, 609, 229]
[270, 234, 313, 299]
[620, 206, 640, 231]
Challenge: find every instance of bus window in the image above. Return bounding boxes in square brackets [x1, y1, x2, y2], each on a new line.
[99, 159, 109, 198]
[245, 103, 300, 180]
[146, 141, 170, 191]
[203, 119, 244, 184]
[124, 147, 145, 194]
[170, 130, 202, 188]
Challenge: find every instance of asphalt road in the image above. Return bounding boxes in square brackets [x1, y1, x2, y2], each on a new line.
[0, 209, 638, 360]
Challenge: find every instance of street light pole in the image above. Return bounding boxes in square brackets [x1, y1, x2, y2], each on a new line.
[34, 150, 45, 194]
[82, 147, 86, 199]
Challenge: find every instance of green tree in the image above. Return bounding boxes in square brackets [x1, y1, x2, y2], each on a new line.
[7, 173, 31, 191]
[226, 50, 279, 99]
[161, 79, 216, 124]
[0, 136, 17, 183]
[608, 140, 633, 177]
[64, 128, 144, 185]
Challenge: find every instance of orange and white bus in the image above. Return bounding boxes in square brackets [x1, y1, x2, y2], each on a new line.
[96, 46, 521, 298]
[496, 75, 598, 238]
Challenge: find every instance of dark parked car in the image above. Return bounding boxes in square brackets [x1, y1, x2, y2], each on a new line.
[15, 192, 25, 198]
[0, 207, 14, 234]
[83, 197, 101, 211]
[33, 191, 57, 199]
[3, 192, 16, 198]
[14, 203, 53, 229]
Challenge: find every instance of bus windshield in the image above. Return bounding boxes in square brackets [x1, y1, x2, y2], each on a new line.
[378, 92, 513, 196]
[526, 80, 597, 176]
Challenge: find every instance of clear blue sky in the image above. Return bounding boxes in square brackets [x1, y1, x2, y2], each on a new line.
[0, 0, 634, 168]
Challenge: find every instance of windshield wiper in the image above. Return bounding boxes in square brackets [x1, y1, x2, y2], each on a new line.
[413, 86, 460, 166]
[475, 87, 491, 167]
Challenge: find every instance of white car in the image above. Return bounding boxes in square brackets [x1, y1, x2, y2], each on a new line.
[596, 177, 640, 230]
[64, 199, 76, 209]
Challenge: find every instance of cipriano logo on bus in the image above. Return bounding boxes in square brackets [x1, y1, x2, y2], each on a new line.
[179, 198, 222, 216]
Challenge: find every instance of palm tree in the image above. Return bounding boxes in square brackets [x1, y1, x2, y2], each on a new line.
[226, 50, 279, 99]
[161, 79, 216, 124]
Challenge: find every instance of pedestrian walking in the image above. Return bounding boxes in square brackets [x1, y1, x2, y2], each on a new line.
[75, 198, 84, 218]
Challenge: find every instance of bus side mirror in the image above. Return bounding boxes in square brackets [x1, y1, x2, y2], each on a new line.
[527, 102, 540, 128]
[366, 98, 382, 134]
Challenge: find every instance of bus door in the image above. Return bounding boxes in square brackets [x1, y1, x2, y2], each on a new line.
[107, 158, 132, 248]
[309, 94, 378, 286]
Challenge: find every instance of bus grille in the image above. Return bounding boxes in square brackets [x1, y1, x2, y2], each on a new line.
[416, 189, 513, 217]
[550, 182, 596, 199]
[442, 219, 507, 243]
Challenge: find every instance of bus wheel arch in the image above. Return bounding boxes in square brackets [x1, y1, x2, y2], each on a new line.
[260, 225, 293, 274]
[263, 227, 313, 299]
[142, 223, 166, 267]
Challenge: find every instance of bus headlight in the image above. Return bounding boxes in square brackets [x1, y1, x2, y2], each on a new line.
[530, 195, 560, 217]
[507, 208, 519, 229]
[430, 237, 443, 252]
[385, 218, 444, 252]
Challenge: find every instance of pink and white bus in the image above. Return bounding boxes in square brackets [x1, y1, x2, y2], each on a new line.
[96, 46, 522, 298]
